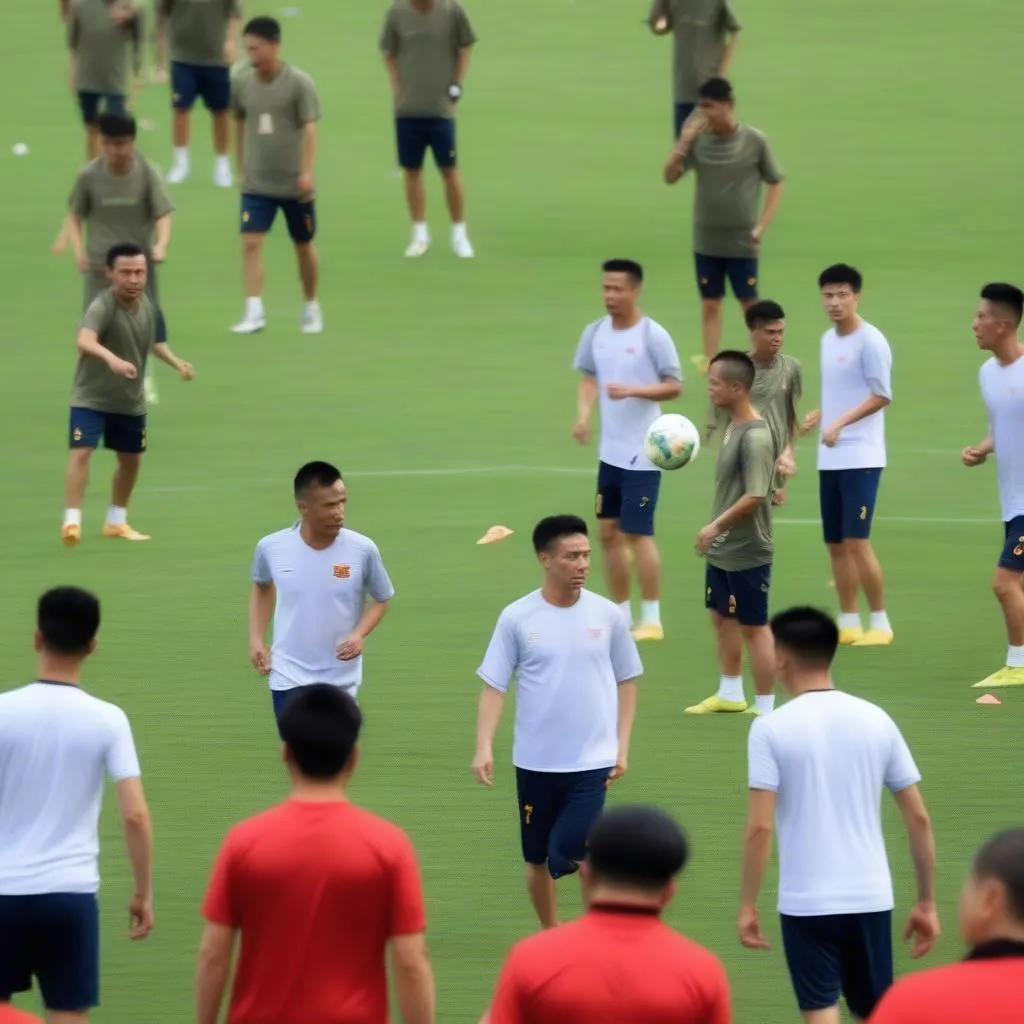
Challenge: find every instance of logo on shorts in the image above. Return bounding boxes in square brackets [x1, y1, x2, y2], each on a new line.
[333, 564, 351, 579]
[747, 276, 757, 286]
[304, 215, 313, 234]
[172, 93, 181, 104]
[72, 427, 82, 442]
[859, 505, 868, 520]
[728, 594, 736, 614]
[140, 429, 147, 451]
[699, 277, 709, 286]
[1014, 536, 1024, 557]
[639, 496, 650, 508]
[761, 582, 770, 593]
[523, 804, 533, 825]
[242, 211, 250, 223]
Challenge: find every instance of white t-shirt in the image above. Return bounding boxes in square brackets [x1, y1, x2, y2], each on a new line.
[0, 682, 141, 895]
[477, 588, 643, 772]
[747, 688, 921, 916]
[573, 316, 683, 471]
[817, 320, 893, 470]
[979, 354, 1024, 522]
[252, 526, 396, 692]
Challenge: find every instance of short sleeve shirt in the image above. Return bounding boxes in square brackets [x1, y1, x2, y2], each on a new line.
[68, 0, 142, 94]
[651, 0, 741, 104]
[158, 0, 241, 66]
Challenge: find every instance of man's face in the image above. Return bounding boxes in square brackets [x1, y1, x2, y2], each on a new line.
[109, 254, 147, 300]
[539, 533, 590, 590]
[751, 319, 785, 360]
[298, 480, 347, 537]
[972, 301, 1010, 351]
[821, 283, 859, 323]
[697, 96, 733, 131]
[101, 134, 134, 172]
[602, 272, 639, 318]
[707, 361, 739, 408]
[244, 33, 278, 70]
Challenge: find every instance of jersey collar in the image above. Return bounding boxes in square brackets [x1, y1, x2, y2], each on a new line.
[589, 901, 661, 917]
[34, 678, 79, 688]
[965, 938, 1024, 960]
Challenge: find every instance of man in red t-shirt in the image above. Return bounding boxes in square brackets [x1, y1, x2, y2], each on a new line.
[482, 804, 731, 1024]
[0, 1005, 43, 1023]
[196, 684, 435, 1024]
[869, 827, 1024, 1024]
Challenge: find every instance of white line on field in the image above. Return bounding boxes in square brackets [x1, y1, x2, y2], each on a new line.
[775, 517, 990, 526]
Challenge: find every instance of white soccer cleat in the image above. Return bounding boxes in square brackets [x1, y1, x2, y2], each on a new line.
[166, 162, 190, 185]
[231, 315, 266, 335]
[452, 233, 475, 259]
[300, 304, 323, 335]
[212, 162, 234, 188]
[404, 238, 430, 258]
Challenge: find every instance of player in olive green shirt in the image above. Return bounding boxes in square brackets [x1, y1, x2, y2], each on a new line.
[664, 77, 785, 371]
[380, 0, 477, 259]
[67, 0, 143, 159]
[155, 0, 241, 187]
[64, 243, 194, 548]
[648, 0, 741, 139]
[230, 16, 323, 335]
[689, 350, 777, 717]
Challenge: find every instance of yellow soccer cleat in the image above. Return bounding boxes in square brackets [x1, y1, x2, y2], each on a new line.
[690, 354, 710, 376]
[61, 523, 81, 547]
[972, 667, 1024, 689]
[685, 695, 748, 715]
[631, 623, 664, 642]
[852, 629, 894, 647]
[839, 627, 865, 645]
[101, 523, 151, 542]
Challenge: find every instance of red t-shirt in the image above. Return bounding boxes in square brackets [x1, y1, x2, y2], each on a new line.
[488, 904, 732, 1024]
[0, 1007, 43, 1024]
[202, 799, 426, 1024]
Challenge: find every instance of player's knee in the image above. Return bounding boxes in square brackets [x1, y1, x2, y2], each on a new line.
[826, 541, 847, 559]
[241, 233, 264, 253]
[598, 522, 622, 549]
[700, 298, 723, 314]
[992, 569, 1021, 602]
[846, 538, 873, 559]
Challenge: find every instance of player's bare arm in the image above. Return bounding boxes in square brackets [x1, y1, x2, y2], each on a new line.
[114, 776, 154, 940]
[67, 213, 89, 271]
[738, 788, 774, 950]
[77, 327, 137, 377]
[298, 121, 317, 196]
[572, 373, 598, 443]
[719, 27, 740, 75]
[455, 44, 473, 89]
[751, 180, 784, 246]
[390, 933, 436, 1024]
[663, 114, 705, 184]
[152, 212, 172, 263]
[225, 16, 241, 64]
[609, 679, 637, 784]
[336, 599, 389, 662]
[962, 434, 995, 466]
[892, 784, 940, 959]
[248, 581, 275, 674]
[383, 52, 401, 100]
[152, 342, 195, 380]
[696, 492, 763, 554]
[821, 392, 890, 447]
[472, 685, 505, 786]
[196, 923, 236, 1024]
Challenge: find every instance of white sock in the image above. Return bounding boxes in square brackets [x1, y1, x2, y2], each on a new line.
[869, 610, 892, 633]
[106, 505, 127, 527]
[245, 296, 264, 320]
[1007, 645, 1024, 668]
[640, 600, 661, 625]
[755, 694, 776, 715]
[214, 154, 230, 168]
[617, 600, 632, 624]
[412, 222, 429, 243]
[838, 612, 862, 630]
[63, 508, 82, 528]
[717, 675, 745, 703]
[452, 222, 468, 240]
[172, 146, 189, 166]
[304, 299, 321, 313]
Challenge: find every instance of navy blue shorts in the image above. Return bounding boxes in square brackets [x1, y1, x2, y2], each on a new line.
[780, 911, 894, 1019]
[78, 91, 126, 125]
[241, 193, 316, 243]
[819, 468, 883, 544]
[69, 407, 147, 454]
[395, 117, 457, 171]
[596, 461, 661, 536]
[694, 253, 759, 301]
[705, 562, 772, 626]
[515, 767, 609, 879]
[998, 516, 1024, 571]
[673, 101, 695, 138]
[0, 893, 100, 1011]
[171, 61, 231, 113]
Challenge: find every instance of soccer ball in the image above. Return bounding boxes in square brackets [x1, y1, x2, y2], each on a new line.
[644, 414, 701, 471]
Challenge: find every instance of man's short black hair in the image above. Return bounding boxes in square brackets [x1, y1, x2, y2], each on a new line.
[818, 263, 863, 293]
[972, 827, 1024, 922]
[602, 259, 643, 284]
[243, 15, 281, 42]
[709, 349, 756, 391]
[279, 684, 362, 780]
[294, 461, 342, 497]
[38, 587, 100, 657]
[532, 514, 588, 554]
[770, 606, 839, 668]
[698, 77, 734, 103]
[981, 283, 1024, 327]
[587, 805, 689, 891]
[97, 112, 137, 140]
[745, 300, 786, 330]
[106, 242, 147, 268]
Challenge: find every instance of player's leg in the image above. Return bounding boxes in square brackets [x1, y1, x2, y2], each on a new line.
[63, 409, 104, 545]
[281, 200, 322, 334]
[779, 914, 844, 1024]
[819, 470, 863, 642]
[102, 416, 149, 541]
[725, 257, 760, 316]
[547, 769, 608, 906]
[735, 564, 776, 714]
[618, 469, 663, 640]
[167, 63, 200, 183]
[976, 519, 1024, 686]
[33, 893, 100, 1024]
[515, 769, 559, 929]
[595, 464, 630, 621]
[78, 93, 102, 161]
[271, 688, 297, 736]
[0, 896, 34, 1013]
[199, 66, 234, 187]
[686, 569, 748, 714]
[232, 195, 275, 333]
[673, 102, 695, 140]
[837, 911, 894, 1024]
[694, 254, 728, 371]
[396, 119, 430, 257]
[842, 470, 892, 645]
[431, 120, 473, 259]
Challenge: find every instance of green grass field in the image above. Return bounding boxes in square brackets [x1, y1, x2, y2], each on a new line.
[2, 1, 1023, 1020]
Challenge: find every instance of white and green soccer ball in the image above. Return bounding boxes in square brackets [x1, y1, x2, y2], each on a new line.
[644, 413, 701, 470]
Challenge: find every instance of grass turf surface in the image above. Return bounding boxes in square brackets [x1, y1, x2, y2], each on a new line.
[2, 0, 1023, 1020]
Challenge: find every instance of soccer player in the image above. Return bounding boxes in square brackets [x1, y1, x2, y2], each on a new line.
[481, 805, 731, 1024]
[472, 515, 642, 930]
[0, 588, 154, 1023]
[380, 0, 477, 259]
[197, 685, 434, 1024]
[63, 243, 195, 546]
[230, 16, 323, 335]
[155, 0, 241, 187]
[648, 0, 741, 139]
[688, 350, 776, 716]
[249, 461, 395, 727]
[67, 0, 143, 161]
[663, 77, 784, 370]
[740, 606, 939, 1024]
[0, 1005, 42, 1024]
[963, 283, 1024, 689]
[808, 263, 894, 646]
[869, 828, 1024, 1024]
[572, 259, 684, 640]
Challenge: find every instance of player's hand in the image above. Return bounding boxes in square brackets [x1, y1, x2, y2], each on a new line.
[695, 524, 720, 555]
[109, 357, 138, 379]
[571, 420, 591, 445]
[775, 451, 796, 477]
[652, 16, 669, 33]
[471, 747, 494, 786]
[336, 633, 364, 661]
[679, 110, 707, 145]
[821, 422, 842, 447]
[297, 171, 314, 198]
[128, 893, 154, 941]
[962, 446, 988, 467]
[801, 409, 820, 433]
[52, 233, 68, 256]
[75, 253, 91, 274]
[904, 901, 940, 959]
[606, 756, 627, 787]
[605, 382, 633, 401]
[151, 65, 168, 85]
[738, 905, 770, 950]
[224, 40, 237, 64]
[177, 361, 195, 382]
[151, 243, 167, 264]
[749, 225, 765, 249]
[771, 487, 787, 506]
[250, 641, 271, 675]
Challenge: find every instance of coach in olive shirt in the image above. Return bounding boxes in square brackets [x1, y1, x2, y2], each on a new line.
[380, 0, 477, 260]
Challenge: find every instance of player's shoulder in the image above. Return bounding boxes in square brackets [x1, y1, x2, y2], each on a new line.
[340, 527, 382, 556]
[495, 589, 545, 624]
[857, 319, 891, 348]
[256, 525, 301, 551]
[579, 588, 627, 621]
[85, 287, 115, 318]
[739, 122, 770, 145]
[642, 317, 675, 343]
[283, 62, 317, 90]
[780, 352, 802, 372]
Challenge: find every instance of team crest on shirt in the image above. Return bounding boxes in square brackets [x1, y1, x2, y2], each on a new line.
[586, 627, 604, 639]
[333, 564, 351, 579]
[625, 347, 636, 354]
[525, 631, 540, 644]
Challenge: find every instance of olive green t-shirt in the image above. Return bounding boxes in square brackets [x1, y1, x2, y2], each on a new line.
[706, 418, 774, 570]
[68, 0, 143, 95]
[232, 63, 322, 198]
[158, 0, 240, 67]
[649, 0, 741, 104]
[68, 155, 175, 272]
[683, 124, 784, 258]
[380, 0, 478, 118]
[72, 289, 156, 416]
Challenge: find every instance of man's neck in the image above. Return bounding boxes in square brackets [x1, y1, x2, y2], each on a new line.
[257, 59, 283, 81]
[610, 310, 642, 331]
[712, 119, 738, 136]
[114, 293, 140, 311]
[290, 781, 349, 804]
[411, 0, 435, 11]
[787, 672, 834, 696]
[541, 583, 580, 608]
[992, 336, 1024, 367]
[751, 350, 776, 368]
[105, 156, 135, 177]
[299, 521, 335, 550]
[972, 923, 1024, 948]
[834, 314, 861, 337]
[728, 398, 759, 424]
[586, 884, 662, 913]
[37, 657, 83, 687]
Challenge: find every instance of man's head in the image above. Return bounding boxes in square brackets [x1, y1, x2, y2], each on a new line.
[293, 461, 346, 538]
[972, 283, 1024, 352]
[35, 586, 100, 660]
[959, 828, 1024, 946]
[279, 684, 362, 784]
[769, 606, 838, 690]
[105, 242, 148, 300]
[243, 16, 282, 71]
[581, 805, 689, 908]
[601, 259, 643, 319]
[707, 349, 756, 409]
[745, 300, 786, 361]
[696, 77, 735, 132]
[819, 263, 862, 324]
[98, 113, 136, 172]
[532, 514, 590, 592]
